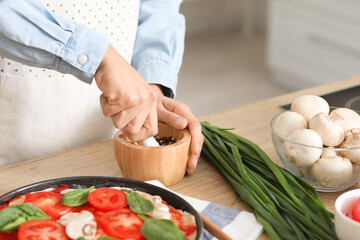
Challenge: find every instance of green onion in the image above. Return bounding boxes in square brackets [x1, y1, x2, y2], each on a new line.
[200, 121, 337, 240]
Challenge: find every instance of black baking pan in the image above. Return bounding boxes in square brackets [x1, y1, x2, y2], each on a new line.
[0, 176, 203, 240]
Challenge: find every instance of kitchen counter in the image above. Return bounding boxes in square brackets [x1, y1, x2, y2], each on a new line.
[1, 76, 359, 239]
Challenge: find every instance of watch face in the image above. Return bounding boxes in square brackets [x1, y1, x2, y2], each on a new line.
[280, 85, 360, 110]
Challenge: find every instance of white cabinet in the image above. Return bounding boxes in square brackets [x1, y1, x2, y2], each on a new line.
[267, 0, 360, 89]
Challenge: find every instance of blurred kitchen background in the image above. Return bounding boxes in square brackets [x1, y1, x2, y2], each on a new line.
[176, 0, 360, 117]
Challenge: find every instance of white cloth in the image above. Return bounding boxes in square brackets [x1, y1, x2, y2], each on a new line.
[0, 0, 140, 166]
[146, 180, 264, 240]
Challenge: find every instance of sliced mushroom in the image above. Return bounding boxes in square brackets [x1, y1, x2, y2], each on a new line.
[8, 195, 26, 206]
[309, 113, 345, 147]
[272, 111, 307, 138]
[329, 108, 360, 134]
[310, 155, 353, 188]
[60, 189, 77, 195]
[66, 220, 97, 240]
[340, 128, 360, 164]
[58, 211, 94, 226]
[149, 207, 172, 220]
[284, 129, 323, 167]
[58, 211, 96, 239]
[290, 95, 329, 124]
[143, 193, 171, 220]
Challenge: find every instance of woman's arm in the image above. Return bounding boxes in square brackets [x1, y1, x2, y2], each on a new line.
[132, 0, 185, 97]
[0, 0, 108, 83]
[0, 0, 159, 142]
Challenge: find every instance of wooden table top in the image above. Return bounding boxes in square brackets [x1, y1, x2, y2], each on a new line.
[1, 76, 359, 239]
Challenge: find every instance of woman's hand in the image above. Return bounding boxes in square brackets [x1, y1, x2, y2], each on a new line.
[95, 45, 158, 142]
[150, 85, 204, 175]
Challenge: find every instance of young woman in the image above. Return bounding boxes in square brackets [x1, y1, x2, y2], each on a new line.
[0, 0, 203, 174]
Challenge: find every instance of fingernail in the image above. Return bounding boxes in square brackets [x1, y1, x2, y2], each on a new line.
[190, 158, 198, 174]
[193, 157, 199, 167]
[175, 118, 185, 127]
[196, 144, 201, 155]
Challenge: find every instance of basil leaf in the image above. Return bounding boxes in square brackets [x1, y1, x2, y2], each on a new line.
[0, 203, 50, 232]
[0, 207, 24, 229]
[77, 237, 86, 240]
[0, 217, 27, 232]
[126, 191, 154, 215]
[139, 215, 187, 240]
[17, 203, 49, 220]
[62, 186, 95, 207]
[120, 188, 132, 193]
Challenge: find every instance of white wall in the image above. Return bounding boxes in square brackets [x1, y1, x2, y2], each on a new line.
[180, 0, 267, 36]
[266, 0, 360, 90]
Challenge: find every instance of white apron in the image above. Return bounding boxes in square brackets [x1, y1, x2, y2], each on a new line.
[0, 0, 140, 166]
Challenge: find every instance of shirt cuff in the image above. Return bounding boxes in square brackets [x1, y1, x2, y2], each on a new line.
[137, 59, 178, 97]
[56, 23, 109, 84]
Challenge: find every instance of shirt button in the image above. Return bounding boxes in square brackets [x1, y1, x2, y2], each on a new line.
[77, 54, 88, 65]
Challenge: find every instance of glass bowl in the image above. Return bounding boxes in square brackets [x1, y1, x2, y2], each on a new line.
[270, 111, 360, 192]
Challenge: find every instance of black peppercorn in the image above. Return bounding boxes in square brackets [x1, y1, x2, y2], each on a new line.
[155, 136, 177, 146]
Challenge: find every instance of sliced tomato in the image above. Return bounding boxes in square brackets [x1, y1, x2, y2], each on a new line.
[88, 188, 127, 211]
[352, 197, 360, 222]
[0, 203, 8, 210]
[74, 202, 96, 214]
[94, 228, 108, 238]
[93, 209, 107, 223]
[168, 204, 197, 237]
[99, 208, 144, 240]
[23, 191, 73, 220]
[17, 219, 69, 240]
[0, 231, 17, 240]
[179, 223, 197, 236]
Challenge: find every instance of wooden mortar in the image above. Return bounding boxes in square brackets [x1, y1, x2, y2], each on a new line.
[113, 122, 191, 186]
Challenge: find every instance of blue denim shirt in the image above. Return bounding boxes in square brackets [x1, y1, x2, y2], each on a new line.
[0, 0, 185, 96]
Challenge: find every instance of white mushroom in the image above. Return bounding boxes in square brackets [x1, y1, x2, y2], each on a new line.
[309, 113, 345, 147]
[272, 111, 307, 138]
[329, 108, 360, 134]
[149, 207, 172, 220]
[298, 148, 337, 179]
[310, 155, 353, 188]
[66, 220, 97, 240]
[58, 211, 94, 226]
[340, 128, 360, 164]
[143, 194, 171, 220]
[60, 189, 77, 194]
[58, 211, 96, 240]
[290, 95, 330, 124]
[284, 129, 323, 167]
[321, 148, 338, 158]
[8, 195, 26, 206]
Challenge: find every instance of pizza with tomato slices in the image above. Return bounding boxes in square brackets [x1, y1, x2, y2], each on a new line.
[0, 185, 197, 240]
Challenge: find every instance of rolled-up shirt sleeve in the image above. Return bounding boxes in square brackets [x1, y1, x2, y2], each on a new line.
[0, 0, 109, 83]
[132, 0, 185, 97]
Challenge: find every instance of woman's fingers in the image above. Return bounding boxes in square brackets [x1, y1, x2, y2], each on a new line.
[95, 45, 158, 141]
[186, 118, 204, 174]
[156, 95, 204, 174]
[122, 99, 158, 141]
[158, 108, 188, 130]
[158, 97, 188, 129]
